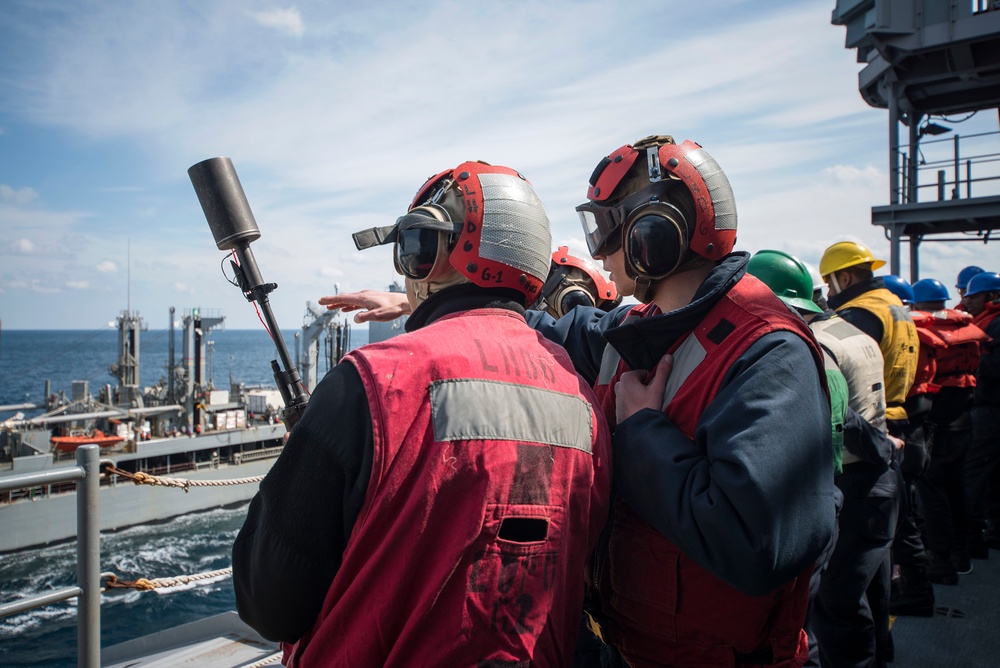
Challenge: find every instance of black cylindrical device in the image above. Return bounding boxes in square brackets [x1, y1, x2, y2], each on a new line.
[188, 157, 262, 251]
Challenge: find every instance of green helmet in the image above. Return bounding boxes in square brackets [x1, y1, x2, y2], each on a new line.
[747, 249, 824, 314]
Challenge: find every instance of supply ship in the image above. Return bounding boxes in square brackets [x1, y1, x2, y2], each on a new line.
[0, 302, 349, 554]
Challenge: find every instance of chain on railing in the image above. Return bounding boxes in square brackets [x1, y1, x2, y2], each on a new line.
[102, 462, 264, 492]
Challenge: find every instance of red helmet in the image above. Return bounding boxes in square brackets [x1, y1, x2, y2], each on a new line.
[539, 246, 621, 317]
[353, 161, 552, 302]
[576, 136, 737, 284]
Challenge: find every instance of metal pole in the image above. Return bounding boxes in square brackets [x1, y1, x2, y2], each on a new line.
[908, 113, 922, 205]
[168, 307, 175, 403]
[890, 227, 902, 276]
[77, 445, 100, 668]
[909, 235, 921, 283]
[953, 134, 960, 199]
[889, 84, 900, 205]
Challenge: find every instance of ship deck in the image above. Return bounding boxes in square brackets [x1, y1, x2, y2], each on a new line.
[102, 611, 279, 667]
[96, 549, 1000, 667]
[889, 549, 1000, 666]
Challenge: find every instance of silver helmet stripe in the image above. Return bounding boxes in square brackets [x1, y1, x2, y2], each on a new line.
[686, 149, 737, 232]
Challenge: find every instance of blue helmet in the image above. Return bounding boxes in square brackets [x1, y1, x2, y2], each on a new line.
[956, 265, 985, 290]
[883, 274, 914, 305]
[912, 278, 950, 304]
[965, 271, 1000, 298]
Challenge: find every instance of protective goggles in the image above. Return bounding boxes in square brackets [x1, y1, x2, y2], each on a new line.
[352, 204, 461, 280]
[575, 188, 663, 258]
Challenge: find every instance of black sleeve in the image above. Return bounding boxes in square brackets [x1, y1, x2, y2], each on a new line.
[232, 361, 373, 642]
[837, 307, 884, 343]
[979, 320, 1000, 381]
[842, 406, 893, 470]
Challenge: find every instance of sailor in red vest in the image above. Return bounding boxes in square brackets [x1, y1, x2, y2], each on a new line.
[233, 161, 612, 667]
[321, 136, 836, 667]
[963, 271, 1000, 556]
[907, 278, 990, 584]
[541, 135, 834, 668]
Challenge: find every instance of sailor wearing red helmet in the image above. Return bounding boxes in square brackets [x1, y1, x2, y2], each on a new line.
[234, 161, 611, 667]
[537, 246, 621, 319]
[537, 134, 834, 667]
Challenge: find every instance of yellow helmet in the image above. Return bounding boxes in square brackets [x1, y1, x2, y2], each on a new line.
[819, 241, 886, 276]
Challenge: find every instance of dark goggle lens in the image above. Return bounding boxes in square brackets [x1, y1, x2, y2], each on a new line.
[596, 227, 623, 256]
[628, 215, 681, 278]
[395, 227, 440, 279]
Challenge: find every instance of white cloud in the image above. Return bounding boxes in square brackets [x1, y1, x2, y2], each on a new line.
[97, 260, 118, 273]
[66, 280, 90, 289]
[1, 184, 39, 205]
[823, 164, 882, 187]
[318, 266, 344, 278]
[250, 7, 305, 37]
[13, 238, 34, 253]
[174, 282, 196, 294]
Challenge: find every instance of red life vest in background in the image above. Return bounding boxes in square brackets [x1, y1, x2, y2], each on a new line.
[285, 309, 611, 668]
[590, 275, 823, 668]
[973, 301, 1000, 334]
[911, 309, 990, 391]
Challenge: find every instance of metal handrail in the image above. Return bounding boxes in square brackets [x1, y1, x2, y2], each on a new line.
[0, 445, 100, 668]
[895, 129, 1000, 204]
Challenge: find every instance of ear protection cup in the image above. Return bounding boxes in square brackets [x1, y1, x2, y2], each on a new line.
[622, 200, 688, 280]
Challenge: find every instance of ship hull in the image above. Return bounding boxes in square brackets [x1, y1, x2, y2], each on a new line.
[0, 423, 285, 553]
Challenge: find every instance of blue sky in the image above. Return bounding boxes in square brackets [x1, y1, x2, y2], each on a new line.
[2, 0, 999, 330]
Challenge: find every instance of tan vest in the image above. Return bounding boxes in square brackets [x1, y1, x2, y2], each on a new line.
[837, 288, 918, 421]
[810, 315, 887, 465]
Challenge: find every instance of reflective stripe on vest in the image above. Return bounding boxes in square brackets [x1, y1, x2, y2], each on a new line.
[430, 378, 593, 451]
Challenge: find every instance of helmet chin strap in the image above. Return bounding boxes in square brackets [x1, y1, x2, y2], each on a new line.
[633, 276, 656, 304]
[827, 272, 842, 296]
[406, 266, 468, 307]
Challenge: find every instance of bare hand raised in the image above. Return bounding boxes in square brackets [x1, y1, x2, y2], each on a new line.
[615, 353, 673, 424]
[318, 290, 412, 323]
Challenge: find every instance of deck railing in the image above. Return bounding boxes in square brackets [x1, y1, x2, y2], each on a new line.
[0, 445, 100, 668]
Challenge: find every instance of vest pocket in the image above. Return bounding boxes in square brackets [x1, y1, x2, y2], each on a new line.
[462, 503, 565, 645]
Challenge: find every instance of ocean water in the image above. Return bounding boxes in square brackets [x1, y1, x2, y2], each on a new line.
[0, 324, 360, 667]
